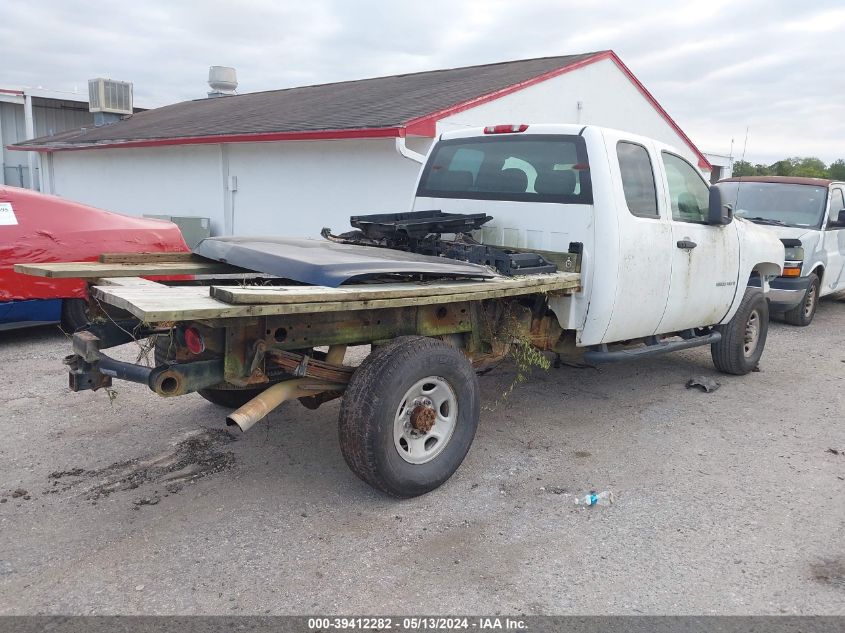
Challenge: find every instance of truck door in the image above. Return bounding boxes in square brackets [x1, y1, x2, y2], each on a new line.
[656, 151, 740, 333]
[822, 187, 845, 292]
[599, 133, 674, 342]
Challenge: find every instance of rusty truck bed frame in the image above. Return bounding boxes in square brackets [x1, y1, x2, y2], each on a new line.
[16, 252, 581, 431]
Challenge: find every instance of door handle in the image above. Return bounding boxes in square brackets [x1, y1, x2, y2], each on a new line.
[677, 239, 697, 249]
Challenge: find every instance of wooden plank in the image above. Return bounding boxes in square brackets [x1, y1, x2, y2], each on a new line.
[210, 273, 577, 305]
[97, 277, 167, 288]
[99, 252, 196, 264]
[14, 260, 247, 279]
[91, 273, 580, 322]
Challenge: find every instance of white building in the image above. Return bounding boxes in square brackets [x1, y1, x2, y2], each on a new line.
[12, 51, 712, 239]
[0, 87, 95, 190]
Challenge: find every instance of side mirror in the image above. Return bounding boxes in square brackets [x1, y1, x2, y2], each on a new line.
[837, 209, 845, 226]
[708, 185, 733, 225]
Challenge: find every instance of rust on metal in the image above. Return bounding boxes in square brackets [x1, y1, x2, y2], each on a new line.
[410, 405, 436, 433]
[266, 349, 354, 383]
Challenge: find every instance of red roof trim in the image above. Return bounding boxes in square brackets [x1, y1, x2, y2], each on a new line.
[403, 51, 613, 136]
[14, 127, 404, 152]
[605, 52, 711, 170]
[404, 50, 711, 170]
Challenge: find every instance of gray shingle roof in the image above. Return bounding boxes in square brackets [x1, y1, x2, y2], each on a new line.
[15, 52, 603, 150]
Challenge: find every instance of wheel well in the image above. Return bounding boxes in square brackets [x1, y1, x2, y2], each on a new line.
[750, 262, 781, 281]
[811, 265, 824, 283]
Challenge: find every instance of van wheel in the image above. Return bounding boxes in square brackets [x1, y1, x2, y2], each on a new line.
[782, 273, 819, 326]
[338, 336, 480, 498]
[711, 288, 768, 375]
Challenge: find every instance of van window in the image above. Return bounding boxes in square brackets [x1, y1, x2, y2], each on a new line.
[662, 151, 710, 223]
[718, 181, 829, 229]
[617, 141, 658, 217]
[417, 134, 593, 204]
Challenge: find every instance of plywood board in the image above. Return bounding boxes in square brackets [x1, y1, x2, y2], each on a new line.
[14, 260, 246, 278]
[211, 273, 579, 305]
[92, 273, 580, 322]
[99, 252, 196, 264]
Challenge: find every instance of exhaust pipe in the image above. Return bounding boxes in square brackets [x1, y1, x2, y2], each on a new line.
[226, 378, 346, 432]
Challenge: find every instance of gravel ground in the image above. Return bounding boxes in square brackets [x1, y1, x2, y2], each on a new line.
[0, 298, 843, 615]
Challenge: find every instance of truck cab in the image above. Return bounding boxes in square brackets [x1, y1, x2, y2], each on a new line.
[412, 124, 785, 360]
[717, 176, 845, 326]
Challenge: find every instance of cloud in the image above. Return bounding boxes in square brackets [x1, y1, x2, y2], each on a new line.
[1, 0, 842, 163]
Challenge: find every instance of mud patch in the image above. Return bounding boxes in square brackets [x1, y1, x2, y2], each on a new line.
[45, 428, 236, 504]
[810, 558, 845, 589]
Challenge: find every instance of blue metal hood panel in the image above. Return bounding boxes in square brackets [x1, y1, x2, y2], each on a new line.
[193, 237, 495, 287]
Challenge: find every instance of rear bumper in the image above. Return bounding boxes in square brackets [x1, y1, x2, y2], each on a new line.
[768, 276, 811, 311]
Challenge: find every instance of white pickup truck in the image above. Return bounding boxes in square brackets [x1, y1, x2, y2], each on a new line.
[21, 124, 787, 497]
[717, 175, 845, 326]
[412, 124, 786, 369]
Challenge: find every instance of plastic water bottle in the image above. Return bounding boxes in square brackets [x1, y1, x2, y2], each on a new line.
[575, 491, 614, 506]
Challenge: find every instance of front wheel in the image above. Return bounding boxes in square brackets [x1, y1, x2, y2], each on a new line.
[61, 299, 91, 332]
[782, 273, 819, 326]
[711, 288, 769, 375]
[338, 336, 480, 498]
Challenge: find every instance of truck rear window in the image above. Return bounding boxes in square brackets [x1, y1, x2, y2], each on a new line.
[417, 134, 592, 204]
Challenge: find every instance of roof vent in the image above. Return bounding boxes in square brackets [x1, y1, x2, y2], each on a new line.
[208, 66, 237, 98]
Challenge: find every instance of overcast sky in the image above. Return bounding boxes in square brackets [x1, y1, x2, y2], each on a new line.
[2, 0, 843, 164]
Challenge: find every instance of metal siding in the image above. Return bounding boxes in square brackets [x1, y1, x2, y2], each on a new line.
[32, 99, 93, 138]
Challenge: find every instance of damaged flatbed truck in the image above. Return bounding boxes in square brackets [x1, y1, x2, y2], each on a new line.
[16, 124, 790, 497]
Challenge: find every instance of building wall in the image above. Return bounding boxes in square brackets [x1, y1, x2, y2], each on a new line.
[437, 56, 703, 167]
[50, 144, 227, 233]
[226, 137, 429, 236]
[48, 137, 432, 237]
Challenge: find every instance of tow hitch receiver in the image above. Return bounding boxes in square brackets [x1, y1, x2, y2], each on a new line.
[64, 330, 224, 396]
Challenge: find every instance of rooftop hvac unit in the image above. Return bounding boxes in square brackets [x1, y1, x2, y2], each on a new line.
[88, 78, 133, 115]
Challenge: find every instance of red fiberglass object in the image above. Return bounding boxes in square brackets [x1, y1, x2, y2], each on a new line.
[0, 185, 189, 302]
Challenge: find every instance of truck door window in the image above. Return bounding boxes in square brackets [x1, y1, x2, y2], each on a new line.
[417, 134, 593, 204]
[617, 141, 658, 218]
[662, 151, 710, 223]
[828, 189, 844, 228]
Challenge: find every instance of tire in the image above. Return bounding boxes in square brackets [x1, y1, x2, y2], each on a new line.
[782, 273, 819, 326]
[338, 336, 480, 498]
[153, 334, 263, 409]
[61, 298, 91, 332]
[711, 288, 769, 375]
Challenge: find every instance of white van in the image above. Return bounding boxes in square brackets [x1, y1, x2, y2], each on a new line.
[717, 176, 845, 325]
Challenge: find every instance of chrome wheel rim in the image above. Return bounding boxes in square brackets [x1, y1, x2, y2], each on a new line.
[393, 376, 458, 464]
[803, 285, 817, 319]
[743, 309, 760, 357]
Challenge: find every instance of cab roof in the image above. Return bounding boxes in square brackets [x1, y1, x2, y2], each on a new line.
[719, 176, 835, 187]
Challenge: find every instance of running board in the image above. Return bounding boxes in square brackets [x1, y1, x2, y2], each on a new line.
[583, 332, 721, 364]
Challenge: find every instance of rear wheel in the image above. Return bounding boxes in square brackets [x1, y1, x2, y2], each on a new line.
[711, 288, 768, 375]
[338, 336, 479, 498]
[153, 334, 264, 409]
[782, 273, 819, 326]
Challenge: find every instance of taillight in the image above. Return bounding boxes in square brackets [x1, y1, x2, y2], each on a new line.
[483, 124, 529, 134]
[184, 326, 205, 355]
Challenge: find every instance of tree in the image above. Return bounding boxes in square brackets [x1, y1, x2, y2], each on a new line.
[730, 156, 844, 179]
[829, 159, 845, 181]
[732, 160, 755, 177]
